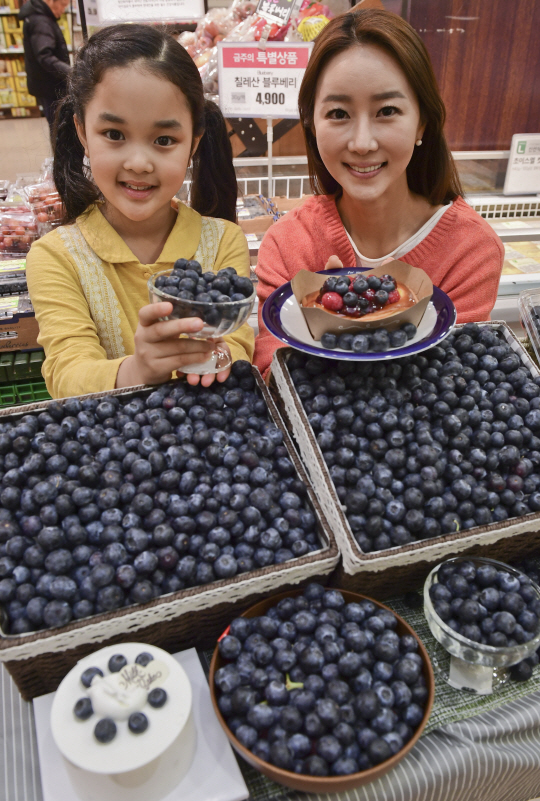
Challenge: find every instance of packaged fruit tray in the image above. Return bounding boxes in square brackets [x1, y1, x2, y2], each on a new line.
[0, 366, 339, 700]
[271, 322, 540, 597]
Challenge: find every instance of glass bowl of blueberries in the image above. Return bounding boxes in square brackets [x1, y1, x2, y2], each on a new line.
[210, 584, 434, 793]
[148, 259, 256, 374]
[424, 557, 540, 693]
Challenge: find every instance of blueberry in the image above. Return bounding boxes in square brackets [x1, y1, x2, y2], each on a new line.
[128, 712, 149, 734]
[73, 697, 93, 720]
[94, 718, 116, 743]
[108, 654, 127, 673]
[144, 689, 166, 715]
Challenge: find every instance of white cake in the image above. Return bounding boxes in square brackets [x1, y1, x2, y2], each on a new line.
[51, 642, 192, 775]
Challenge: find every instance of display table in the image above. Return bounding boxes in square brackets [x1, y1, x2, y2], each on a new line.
[3, 595, 540, 801]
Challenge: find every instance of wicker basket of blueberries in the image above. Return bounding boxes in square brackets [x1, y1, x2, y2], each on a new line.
[210, 583, 434, 792]
[270, 321, 540, 596]
[0, 363, 339, 700]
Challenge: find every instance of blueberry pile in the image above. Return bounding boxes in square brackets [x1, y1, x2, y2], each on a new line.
[429, 560, 540, 647]
[215, 584, 428, 776]
[288, 323, 540, 553]
[321, 323, 417, 353]
[74, 650, 168, 743]
[317, 274, 400, 317]
[154, 259, 254, 303]
[503, 556, 540, 681]
[0, 361, 320, 634]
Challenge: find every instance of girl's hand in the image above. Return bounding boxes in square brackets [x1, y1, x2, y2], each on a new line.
[116, 302, 227, 388]
[325, 255, 344, 270]
[177, 340, 232, 388]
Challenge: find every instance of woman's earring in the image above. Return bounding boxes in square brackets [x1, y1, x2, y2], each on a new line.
[415, 139, 422, 146]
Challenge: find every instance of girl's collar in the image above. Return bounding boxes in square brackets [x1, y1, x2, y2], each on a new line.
[76, 202, 203, 265]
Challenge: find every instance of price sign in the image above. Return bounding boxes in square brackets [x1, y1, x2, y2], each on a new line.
[504, 133, 540, 195]
[256, 0, 302, 27]
[83, 0, 204, 25]
[217, 42, 312, 119]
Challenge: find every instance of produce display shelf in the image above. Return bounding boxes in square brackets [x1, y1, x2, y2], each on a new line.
[0, 368, 339, 700]
[271, 321, 540, 597]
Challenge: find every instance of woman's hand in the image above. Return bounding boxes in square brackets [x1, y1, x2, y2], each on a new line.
[116, 302, 230, 388]
[325, 255, 344, 270]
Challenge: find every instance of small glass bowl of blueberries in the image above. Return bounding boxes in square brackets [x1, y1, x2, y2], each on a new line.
[149, 259, 256, 373]
[424, 556, 540, 693]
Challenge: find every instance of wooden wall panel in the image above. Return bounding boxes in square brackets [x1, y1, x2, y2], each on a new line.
[408, 0, 540, 150]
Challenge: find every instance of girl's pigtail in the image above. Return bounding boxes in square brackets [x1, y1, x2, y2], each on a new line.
[190, 100, 237, 224]
[53, 95, 100, 224]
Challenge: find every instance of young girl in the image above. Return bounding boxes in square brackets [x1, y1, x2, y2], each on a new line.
[254, 9, 503, 376]
[26, 24, 254, 399]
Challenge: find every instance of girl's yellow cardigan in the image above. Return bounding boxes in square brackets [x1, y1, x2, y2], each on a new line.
[26, 202, 254, 399]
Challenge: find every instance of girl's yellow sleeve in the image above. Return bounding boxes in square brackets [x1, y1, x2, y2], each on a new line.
[25, 234, 128, 399]
[214, 222, 255, 365]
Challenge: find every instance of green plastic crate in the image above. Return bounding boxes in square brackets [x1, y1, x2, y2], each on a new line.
[15, 379, 51, 405]
[0, 379, 51, 409]
[0, 384, 18, 407]
[0, 350, 44, 383]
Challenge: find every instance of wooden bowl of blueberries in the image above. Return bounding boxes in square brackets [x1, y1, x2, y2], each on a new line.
[209, 584, 434, 792]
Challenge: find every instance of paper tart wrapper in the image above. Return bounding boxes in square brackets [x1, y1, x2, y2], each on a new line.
[291, 261, 433, 340]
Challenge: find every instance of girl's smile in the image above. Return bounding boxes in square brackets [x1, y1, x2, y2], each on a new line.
[120, 181, 158, 200]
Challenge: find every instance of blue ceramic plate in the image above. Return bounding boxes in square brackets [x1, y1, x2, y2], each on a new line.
[262, 268, 457, 361]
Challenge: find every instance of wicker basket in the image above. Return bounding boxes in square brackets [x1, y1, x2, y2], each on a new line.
[0, 368, 339, 700]
[270, 321, 540, 598]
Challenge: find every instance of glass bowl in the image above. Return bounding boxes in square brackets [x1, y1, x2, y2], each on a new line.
[424, 557, 540, 694]
[148, 270, 256, 374]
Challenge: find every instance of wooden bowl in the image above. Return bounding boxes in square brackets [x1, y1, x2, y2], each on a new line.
[209, 588, 435, 793]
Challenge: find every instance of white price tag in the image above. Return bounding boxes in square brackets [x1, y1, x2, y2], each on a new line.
[500, 220, 530, 228]
[87, 0, 204, 24]
[504, 134, 540, 196]
[217, 42, 312, 120]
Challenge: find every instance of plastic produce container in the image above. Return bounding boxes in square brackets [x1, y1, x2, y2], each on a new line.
[0, 207, 38, 258]
[518, 288, 540, 365]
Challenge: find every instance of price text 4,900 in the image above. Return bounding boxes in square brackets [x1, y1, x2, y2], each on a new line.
[256, 92, 285, 105]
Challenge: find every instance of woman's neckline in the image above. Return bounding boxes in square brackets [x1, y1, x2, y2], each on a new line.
[336, 187, 447, 260]
[344, 201, 453, 264]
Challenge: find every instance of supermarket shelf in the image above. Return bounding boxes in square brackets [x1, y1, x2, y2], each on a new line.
[0, 45, 72, 52]
[498, 273, 540, 296]
[489, 220, 540, 242]
[0, 6, 72, 11]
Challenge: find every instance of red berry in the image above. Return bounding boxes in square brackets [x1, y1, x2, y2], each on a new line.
[344, 307, 360, 317]
[321, 292, 344, 311]
[388, 289, 400, 304]
[362, 289, 376, 301]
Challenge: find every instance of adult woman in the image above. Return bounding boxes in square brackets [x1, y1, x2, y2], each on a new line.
[254, 9, 503, 376]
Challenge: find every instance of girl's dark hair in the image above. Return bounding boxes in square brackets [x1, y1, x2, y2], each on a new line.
[298, 9, 463, 205]
[53, 24, 237, 223]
